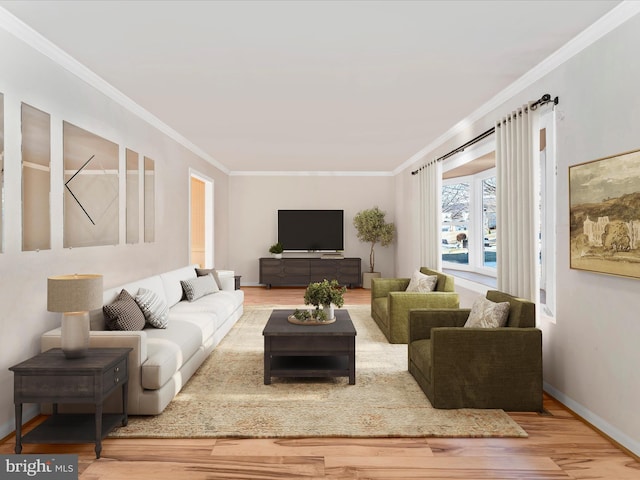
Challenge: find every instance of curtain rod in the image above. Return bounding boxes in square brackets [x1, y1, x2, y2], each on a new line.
[411, 93, 558, 175]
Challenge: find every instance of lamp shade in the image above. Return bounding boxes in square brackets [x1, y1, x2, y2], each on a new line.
[47, 274, 103, 313]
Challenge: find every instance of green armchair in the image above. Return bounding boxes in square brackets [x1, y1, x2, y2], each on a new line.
[371, 268, 459, 344]
[408, 290, 543, 411]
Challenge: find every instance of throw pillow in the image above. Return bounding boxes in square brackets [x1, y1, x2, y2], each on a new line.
[103, 289, 146, 331]
[181, 273, 219, 302]
[405, 270, 438, 293]
[195, 267, 222, 290]
[464, 296, 510, 328]
[135, 288, 169, 329]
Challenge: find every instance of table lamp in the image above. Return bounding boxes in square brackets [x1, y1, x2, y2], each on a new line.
[47, 274, 103, 358]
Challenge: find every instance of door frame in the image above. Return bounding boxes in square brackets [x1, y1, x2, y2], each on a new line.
[189, 169, 214, 268]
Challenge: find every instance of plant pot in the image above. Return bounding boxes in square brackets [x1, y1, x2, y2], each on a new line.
[362, 272, 381, 289]
[273, 253, 282, 259]
[322, 303, 335, 320]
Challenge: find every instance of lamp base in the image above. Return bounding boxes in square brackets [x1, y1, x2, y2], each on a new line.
[61, 311, 90, 359]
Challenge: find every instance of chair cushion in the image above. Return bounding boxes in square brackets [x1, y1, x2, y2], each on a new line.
[406, 270, 438, 293]
[410, 339, 432, 382]
[464, 296, 510, 328]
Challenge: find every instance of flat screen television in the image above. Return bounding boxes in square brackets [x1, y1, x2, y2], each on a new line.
[278, 210, 344, 251]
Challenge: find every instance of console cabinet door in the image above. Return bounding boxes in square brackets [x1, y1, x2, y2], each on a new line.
[260, 258, 310, 287]
[309, 259, 338, 282]
[337, 259, 361, 287]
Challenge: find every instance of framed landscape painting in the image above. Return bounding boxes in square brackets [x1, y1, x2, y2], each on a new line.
[569, 148, 640, 279]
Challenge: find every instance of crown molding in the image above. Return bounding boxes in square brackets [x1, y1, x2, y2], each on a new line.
[393, 0, 640, 176]
[229, 170, 393, 177]
[0, 7, 230, 175]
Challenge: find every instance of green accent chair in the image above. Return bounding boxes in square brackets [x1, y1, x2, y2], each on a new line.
[408, 290, 543, 411]
[371, 268, 459, 344]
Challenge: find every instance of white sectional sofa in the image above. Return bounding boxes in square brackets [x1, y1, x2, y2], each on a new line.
[41, 265, 244, 415]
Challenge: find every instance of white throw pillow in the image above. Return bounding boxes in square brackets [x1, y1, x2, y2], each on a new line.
[181, 273, 219, 302]
[464, 296, 510, 328]
[136, 288, 169, 328]
[195, 267, 222, 290]
[406, 270, 438, 293]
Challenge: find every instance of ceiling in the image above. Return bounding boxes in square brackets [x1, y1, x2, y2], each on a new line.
[0, 0, 621, 173]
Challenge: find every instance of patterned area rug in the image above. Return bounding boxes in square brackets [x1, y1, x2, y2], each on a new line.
[109, 305, 527, 438]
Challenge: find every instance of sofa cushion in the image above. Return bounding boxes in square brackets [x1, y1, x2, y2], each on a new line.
[406, 270, 438, 293]
[135, 288, 169, 328]
[160, 265, 198, 308]
[141, 319, 204, 389]
[410, 339, 432, 382]
[464, 296, 510, 329]
[181, 274, 219, 302]
[103, 289, 146, 331]
[195, 267, 222, 290]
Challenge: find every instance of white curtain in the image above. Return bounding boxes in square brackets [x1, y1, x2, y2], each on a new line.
[496, 103, 540, 301]
[418, 160, 442, 270]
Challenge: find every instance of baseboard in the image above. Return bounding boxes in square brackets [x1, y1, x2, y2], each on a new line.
[0, 405, 40, 443]
[544, 382, 640, 459]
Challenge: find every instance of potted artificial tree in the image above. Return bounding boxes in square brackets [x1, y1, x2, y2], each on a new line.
[290, 279, 346, 324]
[269, 242, 284, 259]
[353, 207, 395, 289]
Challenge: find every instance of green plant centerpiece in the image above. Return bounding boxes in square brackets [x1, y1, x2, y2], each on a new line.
[269, 242, 284, 258]
[353, 206, 395, 273]
[290, 279, 346, 324]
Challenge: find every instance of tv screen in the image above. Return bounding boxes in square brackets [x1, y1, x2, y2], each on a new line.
[278, 210, 344, 251]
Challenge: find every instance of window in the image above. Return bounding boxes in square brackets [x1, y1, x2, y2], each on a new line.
[442, 155, 497, 275]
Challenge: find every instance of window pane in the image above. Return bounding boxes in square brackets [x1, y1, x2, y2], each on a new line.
[482, 176, 496, 268]
[442, 182, 469, 265]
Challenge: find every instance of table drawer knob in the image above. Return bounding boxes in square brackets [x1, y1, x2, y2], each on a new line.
[114, 377, 120, 384]
[114, 367, 120, 373]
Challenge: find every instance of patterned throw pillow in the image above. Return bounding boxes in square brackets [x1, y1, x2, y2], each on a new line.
[103, 289, 146, 331]
[464, 296, 510, 328]
[195, 267, 222, 290]
[135, 288, 168, 329]
[181, 273, 219, 302]
[405, 270, 438, 293]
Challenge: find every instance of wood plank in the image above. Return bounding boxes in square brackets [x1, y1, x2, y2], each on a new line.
[83, 457, 325, 480]
[211, 438, 433, 457]
[324, 455, 567, 479]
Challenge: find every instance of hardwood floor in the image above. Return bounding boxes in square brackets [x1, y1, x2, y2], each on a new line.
[2, 286, 638, 479]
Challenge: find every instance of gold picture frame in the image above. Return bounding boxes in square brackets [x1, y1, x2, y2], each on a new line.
[569, 148, 640, 279]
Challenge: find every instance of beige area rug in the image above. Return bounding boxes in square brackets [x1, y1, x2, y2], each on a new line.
[109, 305, 527, 439]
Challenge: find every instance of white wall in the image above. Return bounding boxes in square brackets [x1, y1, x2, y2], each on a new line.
[396, 14, 640, 456]
[0, 28, 230, 438]
[228, 175, 395, 285]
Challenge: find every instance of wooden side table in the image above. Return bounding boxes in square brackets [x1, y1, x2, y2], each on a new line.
[9, 347, 132, 459]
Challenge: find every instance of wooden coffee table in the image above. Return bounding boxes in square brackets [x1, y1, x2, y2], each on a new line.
[262, 309, 357, 385]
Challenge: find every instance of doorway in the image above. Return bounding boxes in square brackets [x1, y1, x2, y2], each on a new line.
[190, 171, 214, 268]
